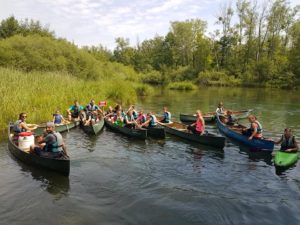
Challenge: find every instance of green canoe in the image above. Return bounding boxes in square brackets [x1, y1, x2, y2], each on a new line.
[274, 151, 300, 167]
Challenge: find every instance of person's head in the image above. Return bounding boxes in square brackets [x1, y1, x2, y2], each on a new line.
[248, 115, 257, 123]
[108, 106, 113, 111]
[227, 110, 232, 115]
[218, 102, 223, 108]
[196, 110, 202, 117]
[117, 110, 122, 116]
[284, 128, 293, 137]
[46, 122, 55, 133]
[163, 107, 168, 112]
[74, 100, 79, 106]
[138, 110, 144, 115]
[55, 110, 60, 114]
[115, 104, 122, 112]
[19, 112, 27, 121]
[90, 99, 95, 105]
[127, 110, 132, 116]
[147, 112, 152, 118]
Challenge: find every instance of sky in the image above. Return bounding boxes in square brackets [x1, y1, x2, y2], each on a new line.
[0, 0, 299, 49]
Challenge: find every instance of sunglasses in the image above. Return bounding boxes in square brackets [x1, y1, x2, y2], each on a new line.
[22, 116, 27, 118]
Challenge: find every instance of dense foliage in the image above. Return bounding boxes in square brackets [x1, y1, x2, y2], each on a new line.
[110, 0, 299, 89]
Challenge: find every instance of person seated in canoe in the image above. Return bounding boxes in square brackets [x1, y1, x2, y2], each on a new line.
[124, 110, 138, 128]
[85, 99, 100, 125]
[127, 105, 138, 120]
[187, 110, 205, 135]
[13, 112, 37, 135]
[141, 112, 157, 128]
[216, 102, 226, 115]
[224, 110, 237, 126]
[159, 107, 171, 123]
[112, 110, 124, 127]
[67, 100, 84, 121]
[136, 110, 147, 125]
[53, 110, 66, 125]
[274, 128, 299, 152]
[242, 115, 263, 140]
[30, 122, 68, 158]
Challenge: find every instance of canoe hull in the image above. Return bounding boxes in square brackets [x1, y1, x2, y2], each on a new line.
[34, 121, 80, 135]
[146, 126, 166, 138]
[81, 119, 105, 135]
[104, 119, 147, 140]
[8, 126, 70, 176]
[216, 115, 274, 151]
[161, 122, 225, 149]
[180, 109, 252, 123]
[274, 151, 300, 167]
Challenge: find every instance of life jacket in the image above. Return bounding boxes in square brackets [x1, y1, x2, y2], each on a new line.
[132, 110, 138, 120]
[163, 112, 171, 123]
[71, 105, 80, 117]
[216, 107, 225, 114]
[44, 132, 63, 153]
[86, 104, 98, 112]
[250, 121, 262, 138]
[195, 118, 204, 133]
[53, 114, 62, 124]
[125, 114, 134, 123]
[281, 135, 296, 151]
[137, 114, 146, 123]
[149, 115, 157, 127]
[13, 120, 26, 133]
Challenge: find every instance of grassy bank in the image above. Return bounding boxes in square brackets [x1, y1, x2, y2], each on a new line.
[0, 68, 141, 130]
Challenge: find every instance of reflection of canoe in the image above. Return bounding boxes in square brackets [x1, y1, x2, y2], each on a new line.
[180, 109, 253, 123]
[145, 126, 166, 139]
[160, 121, 226, 149]
[216, 115, 274, 151]
[8, 125, 70, 176]
[81, 118, 104, 135]
[104, 118, 147, 140]
[274, 151, 300, 167]
[33, 120, 80, 135]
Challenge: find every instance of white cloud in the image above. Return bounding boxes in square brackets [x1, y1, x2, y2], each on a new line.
[0, 0, 299, 49]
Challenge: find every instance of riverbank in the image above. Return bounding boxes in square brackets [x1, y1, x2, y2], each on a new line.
[0, 67, 144, 130]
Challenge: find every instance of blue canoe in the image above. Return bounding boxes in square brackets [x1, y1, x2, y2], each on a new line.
[216, 115, 274, 151]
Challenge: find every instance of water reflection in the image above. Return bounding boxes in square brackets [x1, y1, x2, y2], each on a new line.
[12, 155, 70, 200]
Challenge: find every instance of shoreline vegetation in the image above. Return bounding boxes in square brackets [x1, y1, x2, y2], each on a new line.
[0, 0, 299, 129]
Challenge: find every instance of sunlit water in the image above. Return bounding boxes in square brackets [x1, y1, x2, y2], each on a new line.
[0, 87, 299, 225]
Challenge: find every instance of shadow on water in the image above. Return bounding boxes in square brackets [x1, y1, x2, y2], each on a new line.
[8, 151, 70, 199]
[274, 164, 298, 176]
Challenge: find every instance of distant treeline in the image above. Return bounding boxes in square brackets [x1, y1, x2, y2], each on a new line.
[101, 0, 299, 89]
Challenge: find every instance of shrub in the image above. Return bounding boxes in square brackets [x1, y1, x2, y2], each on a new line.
[167, 81, 197, 90]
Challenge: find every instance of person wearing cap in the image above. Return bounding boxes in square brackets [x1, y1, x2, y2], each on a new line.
[30, 122, 68, 158]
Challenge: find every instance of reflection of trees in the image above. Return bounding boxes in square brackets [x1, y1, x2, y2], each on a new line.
[13, 158, 70, 200]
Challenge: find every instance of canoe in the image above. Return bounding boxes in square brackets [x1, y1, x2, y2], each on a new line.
[33, 120, 80, 135]
[216, 115, 274, 151]
[274, 151, 300, 167]
[180, 109, 253, 123]
[145, 125, 166, 139]
[81, 118, 104, 135]
[8, 124, 70, 176]
[104, 118, 147, 140]
[159, 121, 226, 149]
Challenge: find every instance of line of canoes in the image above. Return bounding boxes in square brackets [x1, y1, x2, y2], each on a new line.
[7, 108, 299, 176]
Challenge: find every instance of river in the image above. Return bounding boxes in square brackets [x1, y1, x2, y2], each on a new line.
[0, 87, 299, 225]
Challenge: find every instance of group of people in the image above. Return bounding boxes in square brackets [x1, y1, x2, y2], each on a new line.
[218, 102, 298, 153]
[12, 100, 298, 159]
[67, 99, 102, 125]
[104, 105, 172, 129]
[13, 112, 68, 158]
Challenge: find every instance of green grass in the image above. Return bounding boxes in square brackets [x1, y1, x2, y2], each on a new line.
[167, 81, 198, 90]
[0, 67, 138, 130]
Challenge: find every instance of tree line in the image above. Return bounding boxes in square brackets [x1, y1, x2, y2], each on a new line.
[106, 0, 299, 88]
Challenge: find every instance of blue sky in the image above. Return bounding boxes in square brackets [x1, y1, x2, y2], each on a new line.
[1, 0, 299, 49]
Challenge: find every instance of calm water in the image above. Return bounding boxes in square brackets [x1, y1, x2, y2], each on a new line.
[1, 87, 300, 225]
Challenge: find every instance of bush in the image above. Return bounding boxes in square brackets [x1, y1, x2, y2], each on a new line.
[198, 70, 241, 86]
[141, 70, 163, 84]
[134, 84, 154, 96]
[167, 81, 197, 90]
